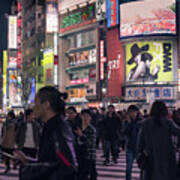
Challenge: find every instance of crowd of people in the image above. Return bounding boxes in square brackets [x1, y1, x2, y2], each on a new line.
[0, 86, 180, 180]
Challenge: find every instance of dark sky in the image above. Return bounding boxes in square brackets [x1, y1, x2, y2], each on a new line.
[0, 0, 14, 61]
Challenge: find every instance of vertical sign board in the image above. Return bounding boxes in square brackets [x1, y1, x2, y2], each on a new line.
[17, 2, 22, 68]
[100, 40, 106, 80]
[178, 69, 180, 92]
[106, 0, 119, 27]
[107, 28, 124, 97]
[96, 0, 106, 21]
[8, 16, 17, 49]
[46, 1, 58, 33]
[3, 51, 8, 106]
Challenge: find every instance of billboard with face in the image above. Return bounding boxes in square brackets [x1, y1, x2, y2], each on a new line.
[126, 41, 173, 82]
[120, 0, 176, 38]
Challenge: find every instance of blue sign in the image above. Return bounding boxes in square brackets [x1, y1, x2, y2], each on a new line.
[106, 0, 119, 27]
[125, 86, 174, 101]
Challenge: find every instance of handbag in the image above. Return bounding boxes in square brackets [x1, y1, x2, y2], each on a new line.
[19, 132, 77, 180]
[136, 150, 149, 170]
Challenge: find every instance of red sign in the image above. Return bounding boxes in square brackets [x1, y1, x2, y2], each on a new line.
[70, 78, 89, 85]
[100, 40, 106, 80]
[107, 27, 124, 97]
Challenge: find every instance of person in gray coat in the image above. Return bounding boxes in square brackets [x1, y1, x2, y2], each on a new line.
[137, 100, 180, 180]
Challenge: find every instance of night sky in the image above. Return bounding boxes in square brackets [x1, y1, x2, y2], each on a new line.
[0, 0, 14, 61]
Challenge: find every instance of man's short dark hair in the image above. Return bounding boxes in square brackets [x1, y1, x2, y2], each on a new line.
[128, 105, 139, 112]
[66, 106, 77, 113]
[25, 109, 33, 117]
[108, 105, 114, 109]
[81, 109, 92, 117]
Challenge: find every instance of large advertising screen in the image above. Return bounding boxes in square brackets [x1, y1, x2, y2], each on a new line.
[120, 0, 176, 38]
[8, 16, 17, 49]
[126, 40, 173, 82]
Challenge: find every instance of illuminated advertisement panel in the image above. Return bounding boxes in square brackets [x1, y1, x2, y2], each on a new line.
[107, 28, 124, 97]
[8, 69, 21, 106]
[8, 16, 17, 49]
[3, 51, 8, 106]
[106, 0, 119, 27]
[46, 2, 58, 33]
[125, 85, 175, 102]
[120, 0, 176, 38]
[60, 4, 96, 32]
[126, 41, 173, 82]
[42, 49, 54, 85]
[17, 2, 22, 68]
[96, 0, 106, 21]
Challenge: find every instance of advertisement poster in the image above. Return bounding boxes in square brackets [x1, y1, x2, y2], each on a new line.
[126, 41, 173, 82]
[96, 0, 106, 21]
[107, 28, 124, 97]
[120, 0, 176, 38]
[43, 49, 54, 85]
[8, 16, 17, 49]
[46, 2, 58, 33]
[8, 70, 21, 106]
[106, 0, 119, 27]
[3, 51, 8, 106]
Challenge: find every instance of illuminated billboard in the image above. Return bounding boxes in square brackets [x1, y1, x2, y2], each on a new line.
[8, 69, 21, 106]
[3, 51, 8, 106]
[46, 2, 58, 33]
[8, 16, 17, 49]
[106, 0, 119, 27]
[120, 0, 176, 38]
[126, 41, 173, 82]
[43, 49, 54, 85]
[96, 0, 106, 21]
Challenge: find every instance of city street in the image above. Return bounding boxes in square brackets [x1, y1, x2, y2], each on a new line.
[0, 149, 140, 180]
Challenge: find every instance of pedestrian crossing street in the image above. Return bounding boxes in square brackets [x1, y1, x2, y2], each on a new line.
[0, 150, 141, 180]
[96, 149, 141, 180]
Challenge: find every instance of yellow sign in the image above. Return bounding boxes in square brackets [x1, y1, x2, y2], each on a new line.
[42, 49, 54, 85]
[3, 51, 8, 98]
[126, 41, 173, 82]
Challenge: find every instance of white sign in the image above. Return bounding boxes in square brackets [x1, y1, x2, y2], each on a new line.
[9, 57, 17, 68]
[96, 0, 106, 21]
[8, 16, 17, 49]
[46, 2, 58, 33]
[59, 0, 96, 13]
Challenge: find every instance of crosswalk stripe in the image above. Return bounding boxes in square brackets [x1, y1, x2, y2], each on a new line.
[96, 149, 141, 180]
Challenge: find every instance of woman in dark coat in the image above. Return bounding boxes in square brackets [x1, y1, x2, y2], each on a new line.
[137, 100, 180, 180]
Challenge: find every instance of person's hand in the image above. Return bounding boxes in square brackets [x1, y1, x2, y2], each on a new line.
[13, 150, 28, 164]
[75, 128, 83, 137]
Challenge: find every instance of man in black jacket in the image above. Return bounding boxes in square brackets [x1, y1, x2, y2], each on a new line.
[124, 105, 141, 180]
[103, 105, 120, 165]
[14, 86, 78, 180]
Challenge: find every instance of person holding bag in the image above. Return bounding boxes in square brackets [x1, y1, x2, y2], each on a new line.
[14, 86, 78, 180]
[137, 100, 180, 180]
